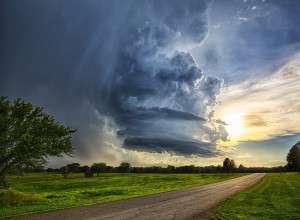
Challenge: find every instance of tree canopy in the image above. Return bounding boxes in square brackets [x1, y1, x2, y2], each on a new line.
[0, 97, 76, 188]
[286, 141, 300, 172]
[223, 158, 236, 173]
[118, 162, 131, 175]
[91, 162, 107, 177]
[66, 163, 81, 173]
[60, 166, 70, 179]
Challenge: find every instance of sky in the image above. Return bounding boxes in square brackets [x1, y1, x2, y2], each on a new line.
[1, 0, 300, 168]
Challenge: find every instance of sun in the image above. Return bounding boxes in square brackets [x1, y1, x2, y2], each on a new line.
[224, 114, 244, 138]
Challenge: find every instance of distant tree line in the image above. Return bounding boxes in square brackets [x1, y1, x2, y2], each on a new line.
[12, 142, 300, 179]
[41, 140, 300, 176]
[40, 160, 289, 178]
[10, 145, 300, 177]
[29, 140, 300, 177]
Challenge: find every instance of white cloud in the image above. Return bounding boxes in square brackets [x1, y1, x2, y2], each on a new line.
[239, 17, 249, 22]
[215, 53, 300, 142]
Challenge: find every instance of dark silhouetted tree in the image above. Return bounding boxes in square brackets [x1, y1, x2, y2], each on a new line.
[166, 165, 175, 173]
[229, 159, 236, 173]
[80, 165, 90, 173]
[46, 168, 54, 173]
[118, 162, 131, 175]
[0, 97, 76, 188]
[54, 168, 61, 173]
[61, 166, 70, 179]
[223, 158, 236, 173]
[238, 164, 246, 173]
[106, 166, 114, 172]
[67, 163, 81, 173]
[223, 158, 231, 173]
[91, 163, 107, 177]
[286, 141, 300, 172]
[216, 165, 222, 173]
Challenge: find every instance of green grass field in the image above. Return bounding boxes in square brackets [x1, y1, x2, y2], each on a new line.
[215, 173, 300, 220]
[0, 172, 245, 218]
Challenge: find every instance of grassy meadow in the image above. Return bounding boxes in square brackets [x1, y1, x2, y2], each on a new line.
[0, 172, 245, 218]
[215, 173, 300, 220]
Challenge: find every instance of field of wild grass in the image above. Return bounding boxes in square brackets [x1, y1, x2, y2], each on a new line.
[215, 173, 300, 220]
[0, 172, 245, 218]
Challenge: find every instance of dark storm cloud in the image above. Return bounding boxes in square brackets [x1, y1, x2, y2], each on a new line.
[116, 108, 206, 123]
[100, 9, 225, 156]
[151, 0, 209, 44]
[0, 0, 227, 160]
[123, 137, 217, 157]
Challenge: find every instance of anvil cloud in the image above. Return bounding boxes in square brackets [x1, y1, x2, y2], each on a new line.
[87, 0, 227, 157]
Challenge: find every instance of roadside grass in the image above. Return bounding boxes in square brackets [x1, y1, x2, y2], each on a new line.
[215, 173, 300, 220]
[0, 173, 245, 218]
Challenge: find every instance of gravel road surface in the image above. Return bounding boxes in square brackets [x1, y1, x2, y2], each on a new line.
[5, 173, 265, 220]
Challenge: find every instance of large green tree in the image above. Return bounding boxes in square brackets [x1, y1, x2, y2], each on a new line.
[0, 97, 76, 188]
[286, 141, 300, 172]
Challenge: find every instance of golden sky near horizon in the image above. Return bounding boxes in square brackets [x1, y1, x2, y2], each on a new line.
[215, 53, 300, 146]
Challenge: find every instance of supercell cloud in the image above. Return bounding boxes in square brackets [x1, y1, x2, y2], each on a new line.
[93, 0, 227, 156]
[0, 0, 228, 163]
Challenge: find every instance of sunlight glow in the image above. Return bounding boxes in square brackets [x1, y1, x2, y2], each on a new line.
[224, 114, 244, 138]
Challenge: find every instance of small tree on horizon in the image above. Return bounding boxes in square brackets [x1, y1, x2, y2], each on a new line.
[118, 162, 131, 175]
[81, 165, 90, 173]
[238, 164, 246, 172]
[223, 158, 231, 173]
[67, 163, 81, 173]
[91, 163, 107, 177]
[166, 165, 175, 173]
[223, 158, 236, 174]
[46, 168, 55, 173]
[216, 165, 222, 173]
[0, 97, 76, 188]
[229, 159, 236, 173]
[61, 166, 70, 179]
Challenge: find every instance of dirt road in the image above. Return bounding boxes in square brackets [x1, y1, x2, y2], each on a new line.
[5, 173, 265, 220]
